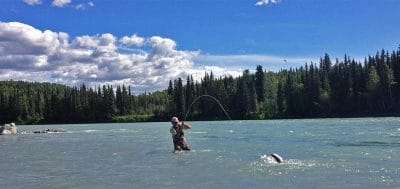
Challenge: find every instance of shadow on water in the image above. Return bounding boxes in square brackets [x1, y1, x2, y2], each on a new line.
[145, 149, 168, 156]
[332, 141, 400, 147]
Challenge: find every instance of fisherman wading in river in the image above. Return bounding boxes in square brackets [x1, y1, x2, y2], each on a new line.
[169, 117, 191, 154]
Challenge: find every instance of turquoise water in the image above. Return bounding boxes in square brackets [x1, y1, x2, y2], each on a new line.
[1, 118, 399, 189]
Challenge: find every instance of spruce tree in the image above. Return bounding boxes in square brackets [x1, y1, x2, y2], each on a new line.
[255, 65, 265, 102]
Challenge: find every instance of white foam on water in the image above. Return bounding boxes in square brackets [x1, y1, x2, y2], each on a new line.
[249, 154, 320, 175]
[284, 159, 318, 168]
[389, 130, 400, 137]
[365, 167, 396, 184]
[83, 129, 100, 133]
[109, 129, 130, 132]
[19, 131, 67, 134]
[188, 149, 212, 153]
[229, 130, 234, 133]
[19, 132, 34, 135]
[260, 154, 280, 164]
[191, 131, 207, 134]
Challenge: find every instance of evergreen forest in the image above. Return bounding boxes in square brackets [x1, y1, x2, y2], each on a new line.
[1, 48, 400, 124]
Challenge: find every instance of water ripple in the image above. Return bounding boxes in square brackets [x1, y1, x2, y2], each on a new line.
[333, 141, 400, 147]
[248, 154, 320, 176]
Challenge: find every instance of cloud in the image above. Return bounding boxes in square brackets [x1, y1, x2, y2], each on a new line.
[119, 34, 145, 47]
[52, 0, 71, 7]
[75, 1, 94, 10]
[23, 0, 42, 6]
[0, 22, 243, 92]
[23, 0, 94, 10]
[0, 22, 314, 92]
[255, 0, 281, 6]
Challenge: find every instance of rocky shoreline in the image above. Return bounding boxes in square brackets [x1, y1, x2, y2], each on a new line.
[0, 123, 66, 135]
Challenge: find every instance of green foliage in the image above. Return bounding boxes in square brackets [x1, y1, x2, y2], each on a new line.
[112, 114, 154, 122]
[163, 48, 400, 120]
[0, 81, 168, 124]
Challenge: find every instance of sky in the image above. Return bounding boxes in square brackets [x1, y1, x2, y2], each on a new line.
[0, 0, 399, 92]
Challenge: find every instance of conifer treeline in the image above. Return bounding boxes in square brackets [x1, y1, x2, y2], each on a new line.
[1, 48, 400, 124]
[0, 82, 168, 123]
[167, 49, 400, 120]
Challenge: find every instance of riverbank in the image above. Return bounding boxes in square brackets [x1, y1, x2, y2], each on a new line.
[6, 114, 400, 125]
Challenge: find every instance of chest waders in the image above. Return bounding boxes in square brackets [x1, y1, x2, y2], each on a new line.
[173, 125, 190, 151]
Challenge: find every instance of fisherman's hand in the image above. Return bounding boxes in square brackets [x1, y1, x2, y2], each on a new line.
[183, 123, 191, 129]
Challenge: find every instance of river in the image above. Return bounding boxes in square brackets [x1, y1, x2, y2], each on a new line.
[1, 117, 399, 189]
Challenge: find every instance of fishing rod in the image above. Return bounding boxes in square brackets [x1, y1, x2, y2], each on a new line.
[183, 95, 232, 122]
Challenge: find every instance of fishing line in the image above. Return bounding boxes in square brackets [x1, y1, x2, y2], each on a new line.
[184, 95, 232, 122]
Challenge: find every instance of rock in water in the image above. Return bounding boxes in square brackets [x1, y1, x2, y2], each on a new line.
[0, 123, 17, 135]
[33, 128, 66, 133]
[43, 128, 65, 133]
[0, 124, 66, 135]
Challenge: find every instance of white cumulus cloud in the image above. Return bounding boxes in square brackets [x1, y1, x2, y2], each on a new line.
[0, 22, 243, 92]
[23, 0, 42, 6]
[1, 22, 311, 92]
[52, 0, 72, 7]
[255, 0, 281, 6]
[119, 34, 145, 47]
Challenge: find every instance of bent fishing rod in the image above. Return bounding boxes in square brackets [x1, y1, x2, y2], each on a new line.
[183, 94, 232, 122]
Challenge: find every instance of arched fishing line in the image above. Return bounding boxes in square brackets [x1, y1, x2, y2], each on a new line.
[184, 95, 232, 122]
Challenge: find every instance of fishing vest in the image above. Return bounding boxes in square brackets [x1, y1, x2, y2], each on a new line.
[172, 124, 185, 141]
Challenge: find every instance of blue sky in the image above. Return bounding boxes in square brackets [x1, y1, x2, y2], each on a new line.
[0, 0, 399, 92]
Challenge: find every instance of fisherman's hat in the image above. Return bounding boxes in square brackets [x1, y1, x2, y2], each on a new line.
[171, 117, 179, 123]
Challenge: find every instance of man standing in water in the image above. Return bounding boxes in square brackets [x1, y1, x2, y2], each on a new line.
[170, 117, 191, 153]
